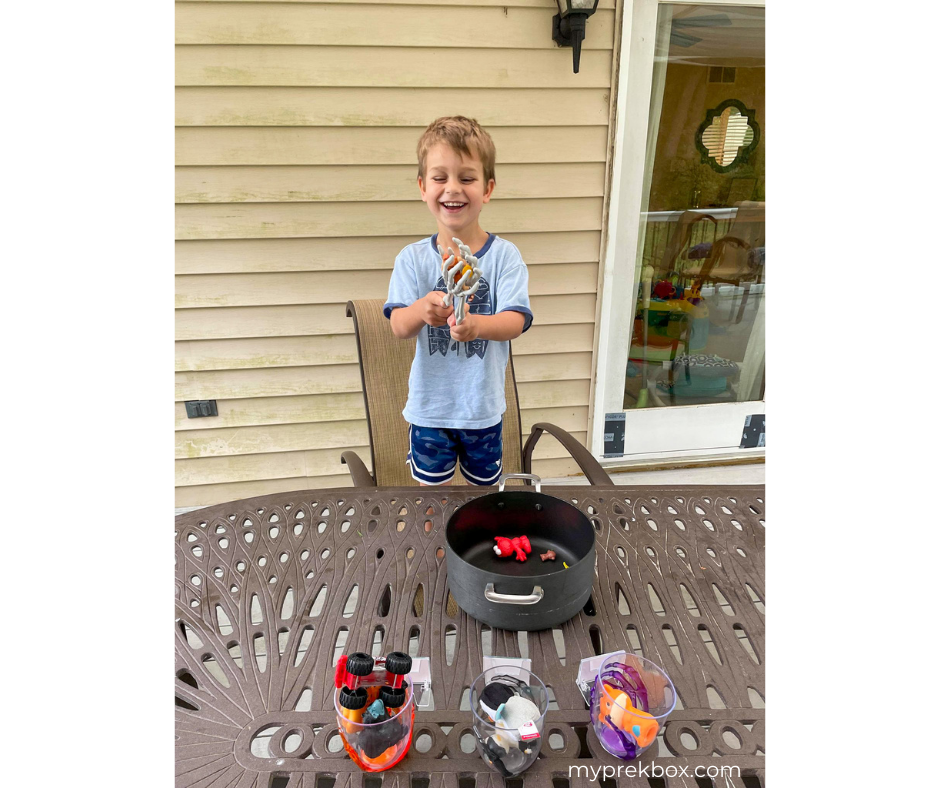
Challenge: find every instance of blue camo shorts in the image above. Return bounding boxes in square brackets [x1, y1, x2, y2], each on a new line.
[407, 422, 503, 486]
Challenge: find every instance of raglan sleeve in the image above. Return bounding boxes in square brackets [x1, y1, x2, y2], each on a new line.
[495, 247, 533, 333]
[383, 247, 420, 319]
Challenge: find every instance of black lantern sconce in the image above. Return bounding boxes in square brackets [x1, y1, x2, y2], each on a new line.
[552, 0, 600, 74]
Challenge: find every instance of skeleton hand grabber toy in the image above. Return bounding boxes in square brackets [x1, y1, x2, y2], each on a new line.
[438, 237, 483, 326]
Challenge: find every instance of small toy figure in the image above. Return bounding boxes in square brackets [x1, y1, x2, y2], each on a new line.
[592, 663, 660, 758]
[613, 695, 657, 747]
[493, 535, 532, 562]
[540, 550, 556, 562]
[358, 698, 408, 764]
[479, 682, 516, 720]
[481, 685, 540, 759]
[362, 699, 389, 726]
[480, 737, 513, 777]
[494, 695, 540, 731]
[652, 280, 676, 300]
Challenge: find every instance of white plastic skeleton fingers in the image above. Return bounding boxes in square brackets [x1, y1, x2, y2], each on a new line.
[438, 237, 483, 326]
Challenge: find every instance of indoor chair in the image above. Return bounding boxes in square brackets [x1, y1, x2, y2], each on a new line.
[658, 200, 764, 324]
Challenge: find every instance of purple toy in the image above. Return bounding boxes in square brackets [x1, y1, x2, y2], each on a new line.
[590, 663, 651, 760]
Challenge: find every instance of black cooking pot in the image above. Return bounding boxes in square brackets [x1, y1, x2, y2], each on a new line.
[445, 474, 596, 631]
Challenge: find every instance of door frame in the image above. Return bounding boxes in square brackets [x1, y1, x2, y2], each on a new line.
[588, 0, 766, 464]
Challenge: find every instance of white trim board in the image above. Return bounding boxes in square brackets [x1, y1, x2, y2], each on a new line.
[589, 0, 766, 461]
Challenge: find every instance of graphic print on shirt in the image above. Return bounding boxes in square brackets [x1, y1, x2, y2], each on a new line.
[427, 275, 492, 359]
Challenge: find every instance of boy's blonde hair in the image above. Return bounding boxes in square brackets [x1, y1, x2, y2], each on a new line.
[417, 116, 496, 185]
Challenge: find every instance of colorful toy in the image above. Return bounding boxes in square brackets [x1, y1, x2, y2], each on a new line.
[475, 674, 543, 776]
[335, 652, 373, 689]
[334, 651, 419, 772]
[495, 695, 541, 729]
[493, 695, 541, 751]
[493, 535, 532, 562]
[591, 663, 659, 759]
[540, 550, 556, 562]
[629, 294, 710, 368]
[603, 688, 658, 747]
[382, 651, 412, 690]
[479, 681, 516, 719]
[652, 280, 676, 300]
[379, 684, 407, 714]
[441, 246, 474, 283]
[338, 686, 368, 732]
[358, 697, 408, 769]
[439, 237, 483, 326]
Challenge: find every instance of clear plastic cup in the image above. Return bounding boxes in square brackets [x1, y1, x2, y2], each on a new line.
[590, 652, 676, 760]
[334, 684, 415, 771]
[470, 667, 549, 777]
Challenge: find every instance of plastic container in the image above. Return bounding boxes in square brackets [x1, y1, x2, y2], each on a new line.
[470, 667, 549, 776]
[590, 653, 676, 760]
[334, 683, 415, 771]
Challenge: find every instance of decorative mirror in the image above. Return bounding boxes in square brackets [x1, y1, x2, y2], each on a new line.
[695, 99, 760, 173]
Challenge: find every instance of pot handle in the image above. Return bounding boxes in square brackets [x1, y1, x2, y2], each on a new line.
[498, 473, 541, 493]
[484, 583, 544, 605]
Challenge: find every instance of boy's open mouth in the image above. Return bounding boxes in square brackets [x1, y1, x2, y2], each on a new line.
[440, 201, 467, 213]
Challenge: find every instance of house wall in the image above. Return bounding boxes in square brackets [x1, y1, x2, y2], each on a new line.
[175, 0, 619, 507]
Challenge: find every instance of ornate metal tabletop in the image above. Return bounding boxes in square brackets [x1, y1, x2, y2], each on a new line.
[175, 485, 765, 788]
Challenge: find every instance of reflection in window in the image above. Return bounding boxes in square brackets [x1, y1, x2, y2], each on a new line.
[623, 4, 765, 411]
[700, 106, 754, 167]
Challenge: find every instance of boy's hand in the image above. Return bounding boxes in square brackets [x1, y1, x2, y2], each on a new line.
[418, 291, 454, 327]
[448, 312, 479, 342]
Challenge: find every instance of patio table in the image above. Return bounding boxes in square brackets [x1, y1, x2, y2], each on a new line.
[176, 485, 765, 788]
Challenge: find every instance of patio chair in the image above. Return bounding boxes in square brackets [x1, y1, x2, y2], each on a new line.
[659, 200, 765, 288]
[340, 299, 612, 487]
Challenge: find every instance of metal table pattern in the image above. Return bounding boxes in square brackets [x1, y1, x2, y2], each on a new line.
[175, 486, 765, 788]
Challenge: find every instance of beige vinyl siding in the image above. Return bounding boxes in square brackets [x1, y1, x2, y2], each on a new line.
[176, 0, 618, 506]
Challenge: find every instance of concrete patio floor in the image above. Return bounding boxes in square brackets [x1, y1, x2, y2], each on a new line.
[175, 462, 764, 515]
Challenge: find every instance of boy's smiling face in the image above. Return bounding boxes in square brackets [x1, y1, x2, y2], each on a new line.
[418, 143, 495, 249]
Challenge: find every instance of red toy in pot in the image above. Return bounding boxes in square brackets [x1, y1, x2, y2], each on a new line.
[493, 535, 532, 562]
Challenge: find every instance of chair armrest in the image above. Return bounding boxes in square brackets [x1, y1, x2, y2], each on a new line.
[522, 423, 612, 486]
[341, 451, 376, 487]
[712, 235, 750, 255]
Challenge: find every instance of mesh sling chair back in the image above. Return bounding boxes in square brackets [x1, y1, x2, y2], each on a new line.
[341, 300, 611, 487]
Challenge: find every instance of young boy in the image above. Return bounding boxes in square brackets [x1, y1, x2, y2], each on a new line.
[383, 116, 533, 486]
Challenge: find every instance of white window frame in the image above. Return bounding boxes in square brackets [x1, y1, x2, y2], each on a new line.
[589, 0, 766, 466]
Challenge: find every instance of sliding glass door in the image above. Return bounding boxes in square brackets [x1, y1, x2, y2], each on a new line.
[593, 1, 765, 461]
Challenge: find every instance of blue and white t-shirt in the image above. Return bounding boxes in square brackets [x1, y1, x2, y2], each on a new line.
[384, 233, 533, 429]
